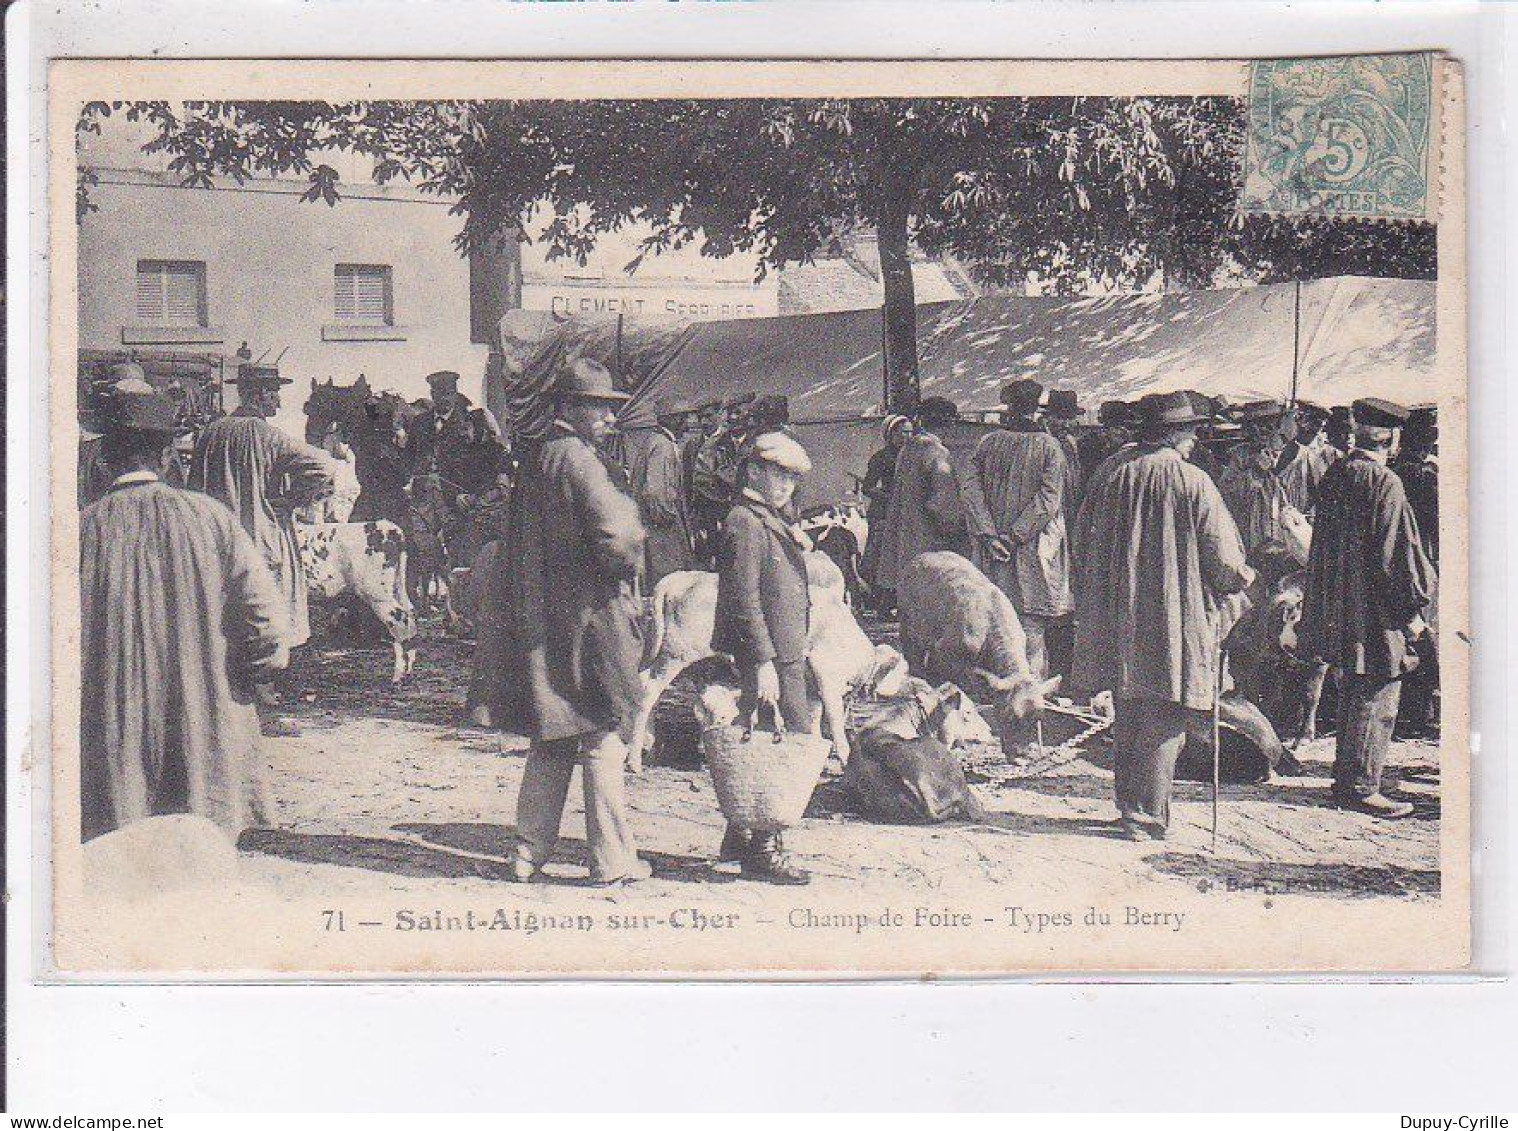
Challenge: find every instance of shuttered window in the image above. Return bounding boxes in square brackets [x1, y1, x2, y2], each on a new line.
[135, 260, 207, 326]
[334, 264, 393, 325]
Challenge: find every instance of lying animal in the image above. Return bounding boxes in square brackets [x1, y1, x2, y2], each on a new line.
[897, 551, 1062, 761]
[628, 551, 910, 773]
[844, 677, 991, 823]
[296, 519, 417, 683]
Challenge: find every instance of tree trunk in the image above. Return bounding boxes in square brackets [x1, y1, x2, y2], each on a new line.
[877, 139, 920, 412]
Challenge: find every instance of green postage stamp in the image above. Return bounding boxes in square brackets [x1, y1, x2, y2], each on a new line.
[1241, 53, 1437, 220]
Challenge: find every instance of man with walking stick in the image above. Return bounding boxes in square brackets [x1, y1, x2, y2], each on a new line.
[1072, 392, 1255, 842]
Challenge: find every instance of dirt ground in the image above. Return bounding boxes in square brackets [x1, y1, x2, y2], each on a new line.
[237, 610, 1442, 912]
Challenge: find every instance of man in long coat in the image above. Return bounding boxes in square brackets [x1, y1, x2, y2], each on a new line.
[1275, 402, 1335, 517]
[961, 379, 1074, 679]
[874, 397, 970, 596]
[1073, 391, 1255, 841]
[81, 380, 290, 843]
[502, 359, 650, 885]
[1302, 398, 1436, 817]
[629, 396, 695, 584]
[190, 364, 333, 651]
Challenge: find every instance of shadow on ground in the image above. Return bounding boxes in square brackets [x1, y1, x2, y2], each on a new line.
[1147, 851, 1440, 898]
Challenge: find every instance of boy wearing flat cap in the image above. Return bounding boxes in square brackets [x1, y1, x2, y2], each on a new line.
[711, 429, 816, 884]
[1302, 398, 1437, 819]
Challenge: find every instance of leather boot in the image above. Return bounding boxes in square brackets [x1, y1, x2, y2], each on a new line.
[717, 825, 751, 864]
[742, 831, 811, 885]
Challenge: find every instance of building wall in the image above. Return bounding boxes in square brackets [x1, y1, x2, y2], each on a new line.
[77, 172, 490, 438]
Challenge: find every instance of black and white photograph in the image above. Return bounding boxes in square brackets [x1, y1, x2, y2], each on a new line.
[47, 56, 1468, 976]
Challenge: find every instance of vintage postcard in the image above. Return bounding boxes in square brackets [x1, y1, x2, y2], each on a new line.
[46, 56, 1469, 977]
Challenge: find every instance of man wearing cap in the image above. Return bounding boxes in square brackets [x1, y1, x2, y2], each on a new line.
[628, 396, 696, 584]
[1218, 399, 1294, 555]
[190, 364, 334, 656]
[1275, 402, 1335, 517]
[961, 378, 1073, 682]
[875, 396, 971, 596]
[1302, 398, 1436, 818]
[1392, 407, 1440, 736]
[1073, 391, 1255, 841]
[80, 380, 290, 843]
[711, 429, 816, 884]
[859, 413, 913, 611]
[501, 358, 650, 885]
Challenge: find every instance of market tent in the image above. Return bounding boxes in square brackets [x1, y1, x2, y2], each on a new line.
[912, 275, 1436, 412]
[624, 275, 1436, 426]
[493, 276, 1435, 505]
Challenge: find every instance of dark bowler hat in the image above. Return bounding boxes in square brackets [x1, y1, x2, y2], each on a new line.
[1046, 389, 1083, 420]
[100, 377, 187, 437]
[1098, 400, 1136, 427]
[1138, 390, 1209, 430]
[916, 396, 960, 425]
[426, 370, 461, 394]
[1235, 398, 1288, 423]
[1000, 377, 1045, 414]
[1352, 397, 1412, 429]
[555, 357, 631, 403]
[235, 362, 293, 388]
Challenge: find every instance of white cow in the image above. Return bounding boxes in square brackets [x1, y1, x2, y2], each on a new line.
[296, 519, 417, 683]
[627, 551, 910, 773]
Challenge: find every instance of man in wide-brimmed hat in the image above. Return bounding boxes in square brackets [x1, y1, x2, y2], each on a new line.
[1072, 391, 1255, 841]
[1218, 396, 1294, 555]
[711, 429, 816, 885]
[628, 394, 697, 584]
[1302, 398, 1436, 818]
[960, 377, 1073, 691]
[501, 358, 651, 885]
[190, 362, 333, 664]
[80, 378, 290, 844]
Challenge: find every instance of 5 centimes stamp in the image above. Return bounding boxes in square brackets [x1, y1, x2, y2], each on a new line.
[1241, 53, 1437, 220]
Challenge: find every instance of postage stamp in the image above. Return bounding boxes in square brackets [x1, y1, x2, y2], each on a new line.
[1240, 53, 1437, 220]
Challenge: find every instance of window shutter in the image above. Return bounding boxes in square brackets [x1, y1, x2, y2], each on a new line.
[135, 267, 165, 322]
[135, 260, 205, 326]
[335, 265, 391, 325]
[163, 264, 203, 324]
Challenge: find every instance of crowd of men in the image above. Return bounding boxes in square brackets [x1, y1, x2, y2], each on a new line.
[77, 347, 1441, 883]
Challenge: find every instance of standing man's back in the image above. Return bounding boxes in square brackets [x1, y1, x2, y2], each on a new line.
[1072, 392, 1254, 840]
[191, 363, 332, 649]
[1303, 398, 1436, 818]
[81, 380, 290, 843]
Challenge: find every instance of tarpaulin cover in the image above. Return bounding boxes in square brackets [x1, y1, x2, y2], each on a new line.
[490, 276, 1435, 506]
[621, 275, 1435, 426]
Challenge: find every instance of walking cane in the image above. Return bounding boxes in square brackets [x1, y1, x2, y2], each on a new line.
[1211, 619, 1223, 852]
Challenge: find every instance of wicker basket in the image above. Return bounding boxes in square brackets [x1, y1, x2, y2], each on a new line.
[700, 715, 833, 832]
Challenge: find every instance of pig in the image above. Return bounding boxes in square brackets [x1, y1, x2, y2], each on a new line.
[897, 551, 1062, 759]
[627, 551, 911, 773]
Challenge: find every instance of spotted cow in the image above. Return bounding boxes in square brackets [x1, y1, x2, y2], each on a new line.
[296, 519, 418, 683]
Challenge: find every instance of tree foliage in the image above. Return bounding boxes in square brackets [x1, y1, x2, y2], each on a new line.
[77, 97, 1434, 403]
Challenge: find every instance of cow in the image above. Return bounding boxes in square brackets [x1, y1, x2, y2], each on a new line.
[896, 551, 1062, 761]
[800, 502, 869, 608]
[627, 551, 910, 774]
[296, 519, 418, 684]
